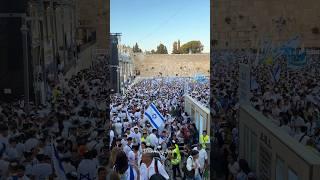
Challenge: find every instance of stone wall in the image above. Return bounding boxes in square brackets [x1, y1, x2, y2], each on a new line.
[133, 54, 210, 77]
[65, 43, 96, 79]
[211, 0, 320, 49]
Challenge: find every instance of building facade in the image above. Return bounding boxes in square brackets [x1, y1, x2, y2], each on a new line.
[0, 0, 77, 104]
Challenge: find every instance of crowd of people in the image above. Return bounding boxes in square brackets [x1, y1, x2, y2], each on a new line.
[209, 50, 320, 179]
[0, 57, 212, 180]
[186, 79, 210, 108]
[0, 59, 113, 179]
[7, 46, 319, 179]
[109, 77, 210, 179]
[250, 55, 320, 152]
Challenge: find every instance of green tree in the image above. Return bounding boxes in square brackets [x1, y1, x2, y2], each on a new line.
[180, 41, 204, 54]
[133, 43, 142, 53]
[151, 49, 156, 54]
[172, 41, 180, 54]
[156, 43, 168, 54]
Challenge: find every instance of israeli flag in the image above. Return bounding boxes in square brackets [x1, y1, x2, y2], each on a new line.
[51, 143, 67, 180]
[271, 63, 281, 83]
[144, 103, 165, 129]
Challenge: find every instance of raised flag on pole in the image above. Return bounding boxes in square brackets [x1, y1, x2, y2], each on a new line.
[51, 143, 67, 180]
[144, 103, 165, 129]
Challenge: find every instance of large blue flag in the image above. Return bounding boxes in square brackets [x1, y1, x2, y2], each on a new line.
[144, 103, 165, 129]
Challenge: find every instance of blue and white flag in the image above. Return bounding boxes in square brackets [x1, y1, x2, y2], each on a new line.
[271, 63, 281, 83]
[126, 108, 133, 123]
[51, 143, 67, 180]
[144, 103, 165, 129]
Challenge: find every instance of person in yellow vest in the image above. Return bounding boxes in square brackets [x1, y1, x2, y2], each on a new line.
[52, 86, 61, 103]
[200, 130, 210, 149]
[141, 132, 148, 143]
[170, 141, 182, 180]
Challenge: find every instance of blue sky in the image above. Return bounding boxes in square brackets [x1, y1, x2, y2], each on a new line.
[111, 0, 210, 53]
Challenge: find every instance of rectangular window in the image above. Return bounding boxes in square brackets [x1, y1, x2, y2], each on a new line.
[275, 156, 285, 180]
[250, 132, 257, 171]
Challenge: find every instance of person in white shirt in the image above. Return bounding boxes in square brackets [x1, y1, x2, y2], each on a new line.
[62, 158, 76, 175]
[29, 154, 53, 180]
[24, 136, 39, 152]
[128, 144, 140, 167]
[114, 120, 123, 137]
[139, 151, 169, 180]
[0, 157, 9, 178]
[129, 127, 141, 144]
[123, 137, 133, 157]
[280, 119, 294, 137]
[186, 150, 201, 180]
[291, 113, 305, 133]
[109, 128, 115, 147]
[148, 129, 159, 149]
[0, 125, 9, 147]
[77, 151, 98, 180]
[195, 144, 208, 176]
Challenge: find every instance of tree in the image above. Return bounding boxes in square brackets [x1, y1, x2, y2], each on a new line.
[156, 43, 168, 54]
[172, 41, 180, 54]
[133, 43, 142, 53]
[180, 41, 204, 54]
[177, 40, 181, 51]
[151, 49, 156, 54]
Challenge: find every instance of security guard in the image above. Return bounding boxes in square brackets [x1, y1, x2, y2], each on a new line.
[199, 130, 210, 149]
[170, 141, 182, 179]
[141, 131, 148, 143]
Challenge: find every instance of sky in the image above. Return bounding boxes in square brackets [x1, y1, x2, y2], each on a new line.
[111, 0, 210, 53]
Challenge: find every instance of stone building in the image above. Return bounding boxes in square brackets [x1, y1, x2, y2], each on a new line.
[0, 0, 110, 106]
[0, 0, 77, 104]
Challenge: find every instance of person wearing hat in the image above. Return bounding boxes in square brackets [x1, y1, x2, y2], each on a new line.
[199, 130, 210, 149]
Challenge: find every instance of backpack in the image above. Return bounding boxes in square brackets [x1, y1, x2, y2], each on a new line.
[181, 156, 195, 178]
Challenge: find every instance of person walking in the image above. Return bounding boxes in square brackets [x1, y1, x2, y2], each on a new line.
[170, 142, 182, 179]
[185, 150, 202, 180]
